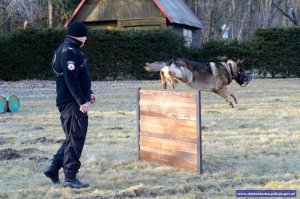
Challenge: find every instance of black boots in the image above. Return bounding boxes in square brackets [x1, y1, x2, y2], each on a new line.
[44, 164, 89, 188]
[63, 179, 90, 189]
[63, 171, 89, 189]
[43, 161, 60, 184]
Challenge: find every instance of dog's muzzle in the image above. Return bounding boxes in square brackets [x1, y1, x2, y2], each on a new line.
[236, 71, 252, 87]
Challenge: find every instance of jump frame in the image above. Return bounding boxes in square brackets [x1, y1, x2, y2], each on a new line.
[136, 89, 203, 174]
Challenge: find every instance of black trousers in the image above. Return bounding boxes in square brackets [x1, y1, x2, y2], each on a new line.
[52, 102, 88, 180]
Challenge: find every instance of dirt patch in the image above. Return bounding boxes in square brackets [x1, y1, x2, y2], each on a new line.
[239, 124, 250, 129]
[28, 156, 49, 162]
[0, 147, 47, 162]
[165, 185, 192, 195]
[21, 137, 55, 144]
[33, 126, 44, 130]
[0, 148, 22, 160]
[19, 148, 42, 154]
[55, 139, 65, 143]
[105, 127, 123, 130]
[206, 111, 222, 114]
[202, 126, 208, 131]
[0, 137, 6, 145]
[115, 185, 158, 198]
[35, 137, 54, 143]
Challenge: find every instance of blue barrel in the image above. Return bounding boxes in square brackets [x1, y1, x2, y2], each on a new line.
[0, 96, 8, 113]
[7, 95, 20, 112]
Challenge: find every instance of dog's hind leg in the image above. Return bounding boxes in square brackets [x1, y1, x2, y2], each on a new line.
[230, 92, 238, 104]
[160, 71, 167, 89]
[213, 90, 235, 108]
[221, 86, 238, 105]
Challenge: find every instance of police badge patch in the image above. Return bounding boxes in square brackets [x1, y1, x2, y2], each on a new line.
[67, 61, 75, 71]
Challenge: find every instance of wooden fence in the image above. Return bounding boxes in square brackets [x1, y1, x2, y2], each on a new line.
[137, 89, 202, 174]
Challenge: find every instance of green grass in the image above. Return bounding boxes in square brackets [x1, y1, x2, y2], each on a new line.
[0, 79, 299, 199]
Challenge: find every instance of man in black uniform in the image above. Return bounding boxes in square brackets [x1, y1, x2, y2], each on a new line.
[43, 20, 96, 189]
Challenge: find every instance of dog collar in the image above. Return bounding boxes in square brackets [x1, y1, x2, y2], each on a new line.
[224, 63, 234, 84]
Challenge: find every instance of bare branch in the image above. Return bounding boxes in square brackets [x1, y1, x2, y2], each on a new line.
[19, 0, 30, 17]
[273, 0, 298, 25]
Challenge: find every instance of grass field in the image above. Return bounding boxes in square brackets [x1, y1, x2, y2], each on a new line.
[0, 79, 299, 199]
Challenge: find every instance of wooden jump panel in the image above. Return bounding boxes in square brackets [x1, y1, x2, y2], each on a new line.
[140, 105, 196, 120]
[137, 89, 203, 174]
[140, 135, 197, 154]
[140, 151, 197, 171]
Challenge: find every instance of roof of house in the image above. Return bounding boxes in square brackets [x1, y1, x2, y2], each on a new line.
[65, 0, 87, 28]
[152, 0, 203, 28]
[65, 0, 203, 29]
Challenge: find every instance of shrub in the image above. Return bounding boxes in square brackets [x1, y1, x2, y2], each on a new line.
[1, 27, 299, 80]
[0, 28, 186, 80]
[249, 27, 300, 77]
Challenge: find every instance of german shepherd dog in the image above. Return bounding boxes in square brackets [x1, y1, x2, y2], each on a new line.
[144, 58, 252, 107]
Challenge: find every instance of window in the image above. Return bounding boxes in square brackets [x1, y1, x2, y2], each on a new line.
[183, 29, 192, 47]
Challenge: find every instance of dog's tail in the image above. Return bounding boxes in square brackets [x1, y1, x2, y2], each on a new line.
[144, 62, 166, 72]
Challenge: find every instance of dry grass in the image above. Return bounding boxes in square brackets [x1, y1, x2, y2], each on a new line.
[0, 79, 299, 199]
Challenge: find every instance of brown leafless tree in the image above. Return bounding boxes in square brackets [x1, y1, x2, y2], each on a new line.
[3, 0, 48, 29]
[185, 0, 300, 41]
[0, 0, 80, 34]
[273, 0, 298, 25]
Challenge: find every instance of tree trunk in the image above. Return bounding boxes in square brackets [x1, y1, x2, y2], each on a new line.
[48, 0, 53, 28]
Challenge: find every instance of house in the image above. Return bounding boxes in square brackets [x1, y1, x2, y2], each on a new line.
[65, 0, 204, 47]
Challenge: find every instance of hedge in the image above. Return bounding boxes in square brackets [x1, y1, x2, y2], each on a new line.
[0, 27, 300, 80]
[85, 28, 187, 80]
[0, 28, 186, 81]
[248, 28, 300, 77]
[0, 29, 65, 81]
[184, 27, 300, 77]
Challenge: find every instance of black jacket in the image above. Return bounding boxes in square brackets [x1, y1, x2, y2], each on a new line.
[52, 36, 92, 106]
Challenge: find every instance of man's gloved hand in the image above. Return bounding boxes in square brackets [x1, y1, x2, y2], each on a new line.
[80, 103, 89, 113]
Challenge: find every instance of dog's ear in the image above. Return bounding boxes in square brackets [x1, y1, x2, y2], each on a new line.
[236, 59, 245, 68]
[166, 59, 174, 66]
[236, 59, 245, 64]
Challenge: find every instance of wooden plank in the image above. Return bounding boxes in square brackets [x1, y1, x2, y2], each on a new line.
[140, 130, 197, 143]
[80, 0, 164, 21]
[140, 110, 195, 121]
[140, 90, 195, 98]
[140, 120, 197, 138]
[118, 17, 166, 27]
[141, 145, 197, 163]
[139, 115, 197, 137]
[140, 135, 197, 154]
[140, 96, 195, 106]
[140, 150, 197, 171]
[140, 105, 196, 120]
[140, 115, 196, 128]
[140, 90, 196, 105]
[140, 109, 196, 121]
[139, 99, 196, 109]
